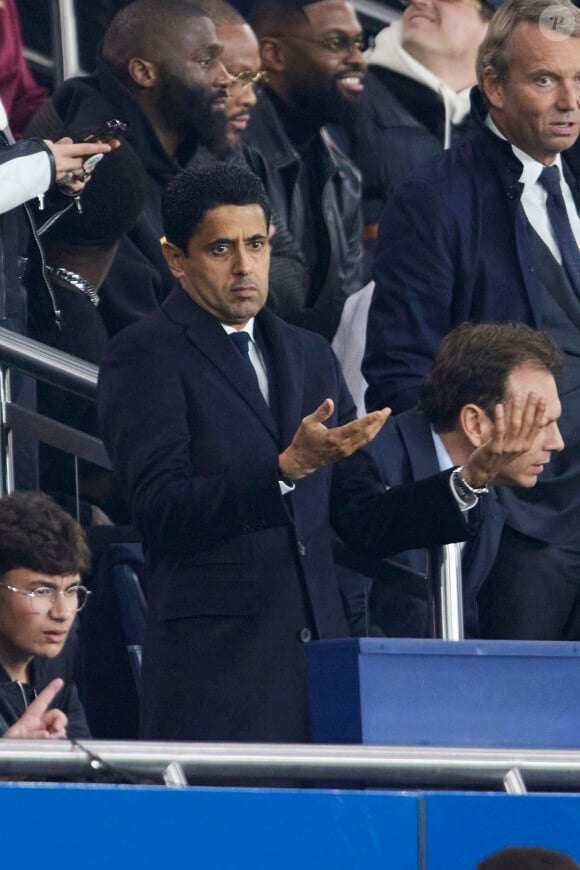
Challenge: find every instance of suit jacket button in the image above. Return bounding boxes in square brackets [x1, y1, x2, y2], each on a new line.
[299, 627, 312, 643]
[297, 541, 306, 556]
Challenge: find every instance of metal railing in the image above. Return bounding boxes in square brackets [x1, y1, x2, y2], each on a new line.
[0, 326, 110, 499]
[52, 0, 83, 83]
[0, 329, 491, 792]
[0, 326, 463, 629]
[22, 0, 84, 89]
[1, 740, 580, 792]
[430, 543, 464, 640]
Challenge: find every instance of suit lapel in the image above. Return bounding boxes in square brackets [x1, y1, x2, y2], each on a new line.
[255, 307, 305, 449]
[563, 156, 580, 213]
[462, 491, 506, 597]
[396, 409, 441, 479]
[488, 140, 544, 327]
[163, 289, 279, 442]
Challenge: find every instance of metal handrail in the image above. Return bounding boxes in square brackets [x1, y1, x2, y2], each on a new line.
[0, 327, 97, 399]
[0, 327, 464, 633]
[51, 0, 83, 85]
[1, 741, 580, 791]
[430, 543, 465, 640]
[0, 327, 110, 496]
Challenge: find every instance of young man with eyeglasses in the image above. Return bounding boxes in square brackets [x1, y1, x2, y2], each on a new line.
[243, 0, 366, 341]
[0, 491, 92, 739]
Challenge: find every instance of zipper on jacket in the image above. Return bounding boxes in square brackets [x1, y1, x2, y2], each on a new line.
[15, 680, 36, 710]
[23, 201, 62, 329]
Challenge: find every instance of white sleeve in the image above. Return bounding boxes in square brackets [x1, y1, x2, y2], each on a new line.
[0, 140, 53, 214]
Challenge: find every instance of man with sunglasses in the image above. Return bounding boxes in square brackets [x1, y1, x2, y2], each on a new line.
[0, 491, 91, 738]
[204, 0, 264, 150]
[244, 0, 366, 341]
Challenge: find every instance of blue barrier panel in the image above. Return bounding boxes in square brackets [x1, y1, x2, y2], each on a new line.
[423, 793, 580, 870]
[307, 638, 580, 748]
[0, 783, 418, 870]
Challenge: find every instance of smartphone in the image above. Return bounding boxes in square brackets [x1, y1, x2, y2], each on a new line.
[81, 118, 127, 143]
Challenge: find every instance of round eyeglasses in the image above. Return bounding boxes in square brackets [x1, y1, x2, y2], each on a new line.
[0, 583, 91, 614]
[227, 70, 266, 91]
[283, 33, 368, 57]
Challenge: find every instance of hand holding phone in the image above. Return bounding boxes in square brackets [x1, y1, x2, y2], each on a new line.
[81, 118, 128, 144]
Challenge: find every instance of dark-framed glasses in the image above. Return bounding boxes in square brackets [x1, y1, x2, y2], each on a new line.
[284, 33, 367, 56]
[227, 70, 266, 90]
[0, 583, 91, 614]
[400, 0, 477, 5]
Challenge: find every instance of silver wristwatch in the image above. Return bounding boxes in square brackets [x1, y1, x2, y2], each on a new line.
[450, 466, 489, 508]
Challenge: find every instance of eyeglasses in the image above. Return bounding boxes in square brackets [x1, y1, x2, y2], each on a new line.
[227, 70, 266, 91]
[0, 583, 91, 614]
[284, 32, 367, 56]
[400, 0, 478, 6]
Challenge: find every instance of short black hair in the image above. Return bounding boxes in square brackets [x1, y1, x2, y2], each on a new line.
[477, 846, 580, 870]
[103, 0, 209, 83]
[162, 162, 271, 252]
[419, 322, 564, 432]
[0, 492, 91, 579]
[200, 0, 246, 25]
[249, 0, 311, 36]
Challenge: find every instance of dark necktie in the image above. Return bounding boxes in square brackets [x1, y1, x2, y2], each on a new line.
[538, 164, 580, 296]
[229, 330, 260, 388]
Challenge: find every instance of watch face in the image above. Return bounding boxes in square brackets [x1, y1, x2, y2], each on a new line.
[452, 470, 478, 506]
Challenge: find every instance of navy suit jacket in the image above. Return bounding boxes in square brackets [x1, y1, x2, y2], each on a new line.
[363, 89, 580, 546]
[364, 90, 549, 415]
[361, 409, 506, 638]
[98, 289, 475, 742]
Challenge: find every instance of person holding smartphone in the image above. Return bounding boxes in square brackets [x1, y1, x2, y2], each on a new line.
[0, 95, 115, 487]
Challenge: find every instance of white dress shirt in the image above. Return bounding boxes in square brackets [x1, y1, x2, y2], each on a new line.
[486, 115, 580, 261]
[221, 318, 269, 405]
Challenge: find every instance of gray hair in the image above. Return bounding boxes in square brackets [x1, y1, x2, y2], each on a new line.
[476, 0, 580, 93]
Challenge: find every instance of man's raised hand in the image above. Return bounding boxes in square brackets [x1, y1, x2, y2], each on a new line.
[279, 398, 391, 481]
[463, 391, 546, 489]
[3, 678, 68, 739]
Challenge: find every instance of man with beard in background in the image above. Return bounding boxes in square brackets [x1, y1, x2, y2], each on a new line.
[243, 0, 365, 341]
[195, 0, 310, 321]
[202, 0, 263, 150]
[29, 0, 230, 335]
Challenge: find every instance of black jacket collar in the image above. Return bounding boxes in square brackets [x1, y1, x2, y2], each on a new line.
[244, 86, 344, 175]
[53, 56, 200, 186]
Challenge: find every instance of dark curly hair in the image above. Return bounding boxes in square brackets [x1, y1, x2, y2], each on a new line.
[419, 322, 564, 433]
[477, 846, 580, 870]
[162, 163, 271, 253]
[0, 491, 91, 579]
